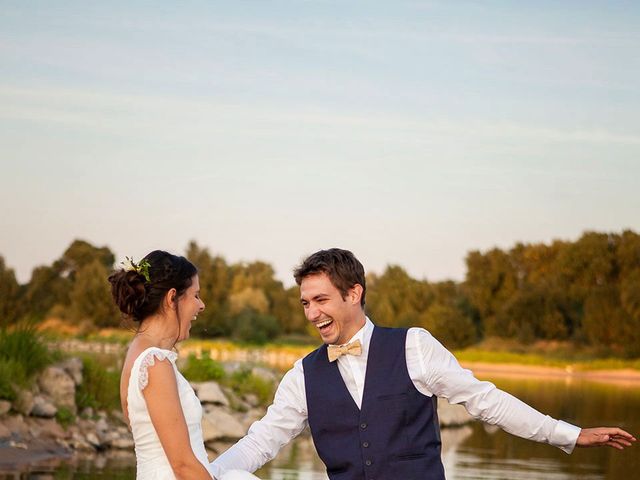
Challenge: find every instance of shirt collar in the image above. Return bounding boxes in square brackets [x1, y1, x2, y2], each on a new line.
[341, 316, 374, 350]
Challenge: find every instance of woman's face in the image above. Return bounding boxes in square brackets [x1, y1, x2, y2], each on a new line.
[176, 274, 205, 341]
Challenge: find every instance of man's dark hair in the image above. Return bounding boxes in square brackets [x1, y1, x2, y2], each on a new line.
[293, 248, 366, 306]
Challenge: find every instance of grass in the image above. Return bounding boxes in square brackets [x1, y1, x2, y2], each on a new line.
[454, 337, 640, 371]
[0, 322, 55, 400]
[75, 355, 121, 411]
[55, 406, 76, 428]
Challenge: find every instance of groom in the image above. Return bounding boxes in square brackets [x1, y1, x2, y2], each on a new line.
[211, 248, 635, 479]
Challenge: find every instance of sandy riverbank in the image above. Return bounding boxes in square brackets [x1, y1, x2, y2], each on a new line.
[463, 361, 640, 387]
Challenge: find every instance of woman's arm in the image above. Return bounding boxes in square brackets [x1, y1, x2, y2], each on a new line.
[143, 359, 213, 479]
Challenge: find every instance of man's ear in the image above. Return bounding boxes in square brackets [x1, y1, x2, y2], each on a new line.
[349, 284, 363, 306]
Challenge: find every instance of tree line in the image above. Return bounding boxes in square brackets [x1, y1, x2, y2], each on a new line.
[0, 231, 639, 355]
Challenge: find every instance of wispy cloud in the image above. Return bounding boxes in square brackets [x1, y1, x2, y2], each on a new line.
[2, 84, 639, 147]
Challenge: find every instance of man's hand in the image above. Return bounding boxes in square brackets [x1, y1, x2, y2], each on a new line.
[576, 427, 636, 450]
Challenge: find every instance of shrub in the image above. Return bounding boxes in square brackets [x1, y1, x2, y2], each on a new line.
[181, 352, 225, 382]
[0, 359, 24, 400]
[76, 355, 120, 411]
[55, 406, 76, 428]
[230, 310, 281, 345]
[223, 368, 275, 406]
[0, 322, 53, 378]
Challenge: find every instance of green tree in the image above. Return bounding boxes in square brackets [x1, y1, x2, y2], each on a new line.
[186, 241, 231, 337]
[22, 263, 71, 320]
[495, 287, 569, 342]
[418, 303, 476, 349]
[465, 248, 518, 337]
[69, 260, 119, 328]
[581, 285, 628, 352]
[367, 266, 433, 328]
[0, 257, 20, 325]
[619, 269, 640, 356]
[60, 239, 115, 279]
[274, 286, 308, 335]
[229, 260, 291, 333]
[229, 309, 281, 345]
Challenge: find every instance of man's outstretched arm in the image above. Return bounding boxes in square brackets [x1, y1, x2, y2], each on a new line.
[409, 328, 636, 453]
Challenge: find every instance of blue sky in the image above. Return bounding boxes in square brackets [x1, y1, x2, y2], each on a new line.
[1, 1, 639, 285]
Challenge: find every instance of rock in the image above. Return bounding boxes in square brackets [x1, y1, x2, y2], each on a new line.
[242, 394, 260, 408]
[437, 398, 473, 427]
[81, 407, 95, 418]
[31, 395, 57, 418]
[241, 408, 265, 431]
[38, 366, 77, 414]
[483, 423, 500, 434]
[110, 409, 126, 425]
[95, 417, 111, 445]
[202, 406, 247, 442]
[96, 417, 109, 434]
[77, 418, 97, 437]
[195, 382, 230, 406]
[3, 414, 28, 438]
[0, 423, 11, 440]
[110, 434, 134, 449]
[59, 357, 83, 385]
[207, 440, 234, 454]
[28, 418, 66, 440]
[223, 389, 250, 412]
[222, 362, 244, 376]
[0, 399, 11, 416]
[250, 366, 278, 383]
[14, 389, 34, 416]
[70, 431, 95, 451]
[85, 431, 102, 448]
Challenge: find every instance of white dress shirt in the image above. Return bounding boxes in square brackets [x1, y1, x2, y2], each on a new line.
[210, 318, 581, 478]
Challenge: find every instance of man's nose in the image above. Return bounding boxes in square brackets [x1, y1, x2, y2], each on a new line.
[306, 305, 321, 321]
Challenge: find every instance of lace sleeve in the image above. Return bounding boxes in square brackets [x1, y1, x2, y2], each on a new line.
[138, 349, 178, 391]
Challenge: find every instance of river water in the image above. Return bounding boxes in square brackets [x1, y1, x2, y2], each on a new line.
[3, 374, 638, 479]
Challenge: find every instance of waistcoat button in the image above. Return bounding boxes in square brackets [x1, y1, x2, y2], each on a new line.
[360, 422, 367, 429]
[365, 459, 372, 466]
[362, 441, 369, 448]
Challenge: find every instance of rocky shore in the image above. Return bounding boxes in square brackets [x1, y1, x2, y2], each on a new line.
[0, 356, 473, 475]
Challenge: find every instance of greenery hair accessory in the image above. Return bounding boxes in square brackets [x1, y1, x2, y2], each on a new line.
[121, 256, 151, 282]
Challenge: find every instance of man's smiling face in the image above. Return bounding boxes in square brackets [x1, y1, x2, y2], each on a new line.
[300, 272, 364, 345]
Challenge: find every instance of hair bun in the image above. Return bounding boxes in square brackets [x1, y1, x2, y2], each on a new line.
[108, 269, 148, 321]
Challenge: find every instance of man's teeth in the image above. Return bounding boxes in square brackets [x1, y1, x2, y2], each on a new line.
[316, 320, 332, 328]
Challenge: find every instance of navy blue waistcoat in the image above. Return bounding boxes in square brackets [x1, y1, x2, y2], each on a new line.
[303, 326, 445, 480]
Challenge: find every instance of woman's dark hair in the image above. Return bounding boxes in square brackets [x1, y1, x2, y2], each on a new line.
[293, 248, 366, 306]
[108, 250, 197, 322]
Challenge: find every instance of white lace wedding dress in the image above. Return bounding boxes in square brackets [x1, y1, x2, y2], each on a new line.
[127, 347, 258, 480]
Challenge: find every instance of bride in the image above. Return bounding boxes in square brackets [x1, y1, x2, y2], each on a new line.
[109, 250, 258, 480]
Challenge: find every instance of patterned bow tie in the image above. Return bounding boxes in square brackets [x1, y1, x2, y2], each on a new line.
[327, 339, 362, 362]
